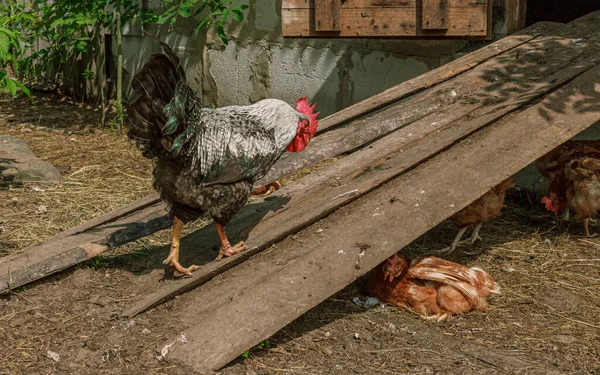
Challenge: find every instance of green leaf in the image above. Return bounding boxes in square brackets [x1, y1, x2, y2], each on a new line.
[178, 3, 192, 17]
[0, 36, 9, 60]
[220, 8, 229, 23]
[232, 9, 244, 22]
[0, 70, 6, 81]
[14, 80, 32, 101]
[195, 16, 211, 30]
[4, 77, 17, 97]
[216, 24, 228, 45]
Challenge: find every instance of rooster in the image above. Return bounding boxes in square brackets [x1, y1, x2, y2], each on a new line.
[367, 254, 499, 321]
[441, 177, 515, 253]
[536, 140, 600, 235]
[126, 39, 319, 275]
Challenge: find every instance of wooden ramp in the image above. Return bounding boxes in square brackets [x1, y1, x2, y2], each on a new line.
[0, 20, 562, 294]
[150, 13, 600, 372]
[1, 10, 600, 373]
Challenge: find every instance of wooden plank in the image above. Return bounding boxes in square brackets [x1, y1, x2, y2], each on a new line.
[422, 0, 450, 30]
[123, 24, 600, 317]
[282, 7, 488, 37]
[0, 203, 171, 294]
[158, 61, 600, 373]
[505, 0, 527, 34]
[282, 0, 486, 8]
[315, 0, 341, 31]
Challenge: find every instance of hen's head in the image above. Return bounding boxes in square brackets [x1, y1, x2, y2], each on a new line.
[541, 193, 565, 215]
[287, 97, 319, 153]
[382, 254, 409, 283]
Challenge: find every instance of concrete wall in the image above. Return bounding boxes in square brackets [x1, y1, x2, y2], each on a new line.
[119, 0, 468, 118]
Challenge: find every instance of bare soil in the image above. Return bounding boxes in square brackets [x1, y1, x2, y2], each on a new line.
[1, 94, 599, 375]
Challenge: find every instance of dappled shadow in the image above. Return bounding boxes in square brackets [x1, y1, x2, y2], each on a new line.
[472, 12, 600, 122]
[102, 194, 291, 276]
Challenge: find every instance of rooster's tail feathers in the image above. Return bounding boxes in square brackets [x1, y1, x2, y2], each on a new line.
[126, 36, 189, 158]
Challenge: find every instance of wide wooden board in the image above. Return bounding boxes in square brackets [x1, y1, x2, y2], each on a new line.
[158, 60, 600, 374]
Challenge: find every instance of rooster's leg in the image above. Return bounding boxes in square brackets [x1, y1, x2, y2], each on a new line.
[251, 181, 282, 196]
[214, 222, 248, 261]
[440, 227, 468, 253]
[562, 208, 570, 221]
[468, 222, 483, 244]
[163, 215, 200, 276]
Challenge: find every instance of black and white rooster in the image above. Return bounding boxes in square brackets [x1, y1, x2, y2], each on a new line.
[127, 39, 319, 275]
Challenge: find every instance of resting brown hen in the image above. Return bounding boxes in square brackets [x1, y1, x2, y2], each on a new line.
[442, 177, 516, 253]
[367, 254, 499, 321]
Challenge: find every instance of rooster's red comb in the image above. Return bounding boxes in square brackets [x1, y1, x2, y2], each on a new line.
[296, 97, 319, 137]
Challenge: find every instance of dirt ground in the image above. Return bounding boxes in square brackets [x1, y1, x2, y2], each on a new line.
[1, 93, 600, 375]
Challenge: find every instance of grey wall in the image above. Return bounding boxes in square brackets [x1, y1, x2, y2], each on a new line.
[119, 0, 468, 118]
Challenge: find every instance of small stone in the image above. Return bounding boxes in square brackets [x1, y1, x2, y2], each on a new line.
[142, 328, 151, 334]
[36, 205, 47, 214]
[384, 323, 396, 333]
[353, 332, 360, 340]
[245, 370, 258, 375]
[46, 350, 60, 361]
[324, 331, 331, 338]
[315, 228, 324, 234]
[323, 347, 333, 355]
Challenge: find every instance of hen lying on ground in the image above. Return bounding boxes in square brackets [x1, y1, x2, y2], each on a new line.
[367, 254, 499, 321]
[441, 177, 516, 253]
[536, 140, 600, 236]
[126, 37, 319, 275]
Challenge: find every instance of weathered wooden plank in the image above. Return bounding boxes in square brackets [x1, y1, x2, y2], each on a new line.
[282, 7, 487, 37]
[315, 0, 341, 31]
[504, 0, 527, 35]
[158, 61, 600, 374]
[282, 0, 487, 9]
[0, 21, 564, 294]
[0, 203, 171, 293]
[123, 24, 600, 317]
[422, 0, 450, 29]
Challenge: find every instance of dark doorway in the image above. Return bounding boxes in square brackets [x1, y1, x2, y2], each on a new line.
[526, 0, 600, 25]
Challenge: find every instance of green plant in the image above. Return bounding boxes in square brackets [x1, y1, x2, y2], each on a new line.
[240, 339, 270, 359]
[149, 0, 249, 45]
[0, 1, 35, 100]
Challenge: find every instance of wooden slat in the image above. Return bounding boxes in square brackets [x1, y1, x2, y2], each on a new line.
[123, 22, 600, 317]
[0, 21, 563, 294]
[157, 62, 600, 373]
[282, 7, 487, 37]
[0, 203, 171, 293]
[282, 0, 486, 8]
[422, 0, 450, 29]
[315, 0, 341, 31]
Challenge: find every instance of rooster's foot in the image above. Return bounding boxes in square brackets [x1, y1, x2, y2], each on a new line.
[251, 181, 282, 196]
[215, 241, 248, 261]
[162, 257, 200, 276]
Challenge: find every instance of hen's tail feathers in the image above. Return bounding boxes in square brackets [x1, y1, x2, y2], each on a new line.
[126, 36, 196, 159]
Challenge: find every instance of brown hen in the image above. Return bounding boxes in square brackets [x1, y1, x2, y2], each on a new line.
[442, 177, 515, 253]
[536, 140, 600, 235]
[367, 254, 499, 321]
